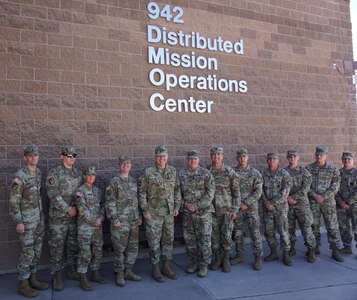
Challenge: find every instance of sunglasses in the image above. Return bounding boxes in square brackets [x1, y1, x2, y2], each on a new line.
[63, 154, 77, 158]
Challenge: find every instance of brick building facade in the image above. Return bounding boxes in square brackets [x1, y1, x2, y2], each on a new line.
[0, 0, 356, 271]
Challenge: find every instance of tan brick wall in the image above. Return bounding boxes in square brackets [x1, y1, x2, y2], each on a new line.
[0, 0, 356, 271]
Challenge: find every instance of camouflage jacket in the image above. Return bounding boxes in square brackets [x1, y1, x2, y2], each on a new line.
[233, 165, 262, 211]
[75, 183, 105, 227]
[178, 166, 215, 214]
[208, 163, 241, 215]
[261, 167, 292, 210]
[106, 175, 140, 224]
[284, 165, 312, 207]
[9, 166, 43, 225]
[46, 164, 82, 220]
[335, 167, 357, 205]
[138, 165, 181, 216]
[306, 162, 340, 201]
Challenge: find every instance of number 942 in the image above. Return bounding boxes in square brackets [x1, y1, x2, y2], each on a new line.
[147, 2, 184, 24]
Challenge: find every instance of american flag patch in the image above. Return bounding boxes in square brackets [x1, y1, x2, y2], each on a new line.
[13, 178, 22, 185]
[76, 191, 83, 197]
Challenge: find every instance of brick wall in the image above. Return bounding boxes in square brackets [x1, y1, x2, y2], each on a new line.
[0, 0, 356, 271]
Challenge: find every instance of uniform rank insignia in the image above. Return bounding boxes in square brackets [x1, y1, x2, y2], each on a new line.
[76, 191, 83, 197]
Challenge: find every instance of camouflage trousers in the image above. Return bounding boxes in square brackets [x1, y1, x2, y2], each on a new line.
[49, 219, 78, 273]
[212, 213, 234, 256]
[310, 199, 340, 248]
[144, 214, 174, 265]
[77, 225, 103, 273]
[110, 218, 139, 272]
[263, 208, 291, 251]
[233, 209, 263, 256]
[17, 221, 45, 280]
[337, 203, 357, 248]
[288, 204, 316, 249]
[183, 212, 212, 266]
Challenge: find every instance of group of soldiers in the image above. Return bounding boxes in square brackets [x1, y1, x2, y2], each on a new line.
[9, 144, 357, 298]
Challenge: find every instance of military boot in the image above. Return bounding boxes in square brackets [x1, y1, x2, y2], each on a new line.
[332, 247, 344, 262]
[152, 263, 164, 283]
[162, 259, 177, 280]
[340, 245, 353, 254]
[116, 269, 125, 287]
[92, 270, 108, 284]
[306, 248, 316, 263]
[186, 260, 199, 274]
[124, 265, 142, 281]
[253, 255, 263, 270]
[230, 252, 244, 265]
[283, 251, 293, 266]
[67, 265, 79, 281]
[53, 271, 63, 291]
[264, 247, 279, 262]
[18, 280, 39, 298]
[210, 252, 222, 270]
[289, 242, 296, 256]
[315, 245, 320, 255]
[222, 255, 231, 273]
[198, 264, 208, 278]
[29, 273, 49, 290]
[79, 273, 93, 291]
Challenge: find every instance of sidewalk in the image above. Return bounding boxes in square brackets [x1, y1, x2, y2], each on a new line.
[1, 232, 357, 300]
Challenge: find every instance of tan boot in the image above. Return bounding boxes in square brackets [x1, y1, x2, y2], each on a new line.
[152, 263, 164, 283]
[124, 265, 142, 281]
[92, 270, 108, 284]
[289, 242, 296, 256]
[264, 248, 279, 262]
[307, 248, 316, 263]
[18, 280, 38, 298]
[162, 259, 177, 280]
[79, 273, 93, 291]
[222, 255, 231, 273]
[210, 252, 222, 270]
[230, 252, 244, 265]
[53, 271, 63, 291]
[332, 247, 344, 262]
[116, 269, 125, 287]
[253, 255, 263, 270]
[340, 246, 353, 254]
[198, 264, 208, 278]
[29, 273, 49, 290]
[186, 260, 199, 274]
[283, 251, 292, 266]
[67, 265, 79, 281]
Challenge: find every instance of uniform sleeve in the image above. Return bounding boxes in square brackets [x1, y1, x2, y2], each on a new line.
[9, 176, 24, 224]
[230, 170, 241, 213]
[138, 171, 149, 213]
[321, 168, 340, 199]
[290, 168, 312, 200]
[99, 190, 105, 221]
[271, 171, 292, 204]
[46, 170, 71, 214]
[105, 180, 120, 225]
[76, 190, 96, 225]
[243, 171, 263, 207]
[174, 172, 182, 211]
[194, 172, 215, 211]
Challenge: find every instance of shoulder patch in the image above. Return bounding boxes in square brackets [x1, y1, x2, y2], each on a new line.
[13, 177, 22, 185]
[76, 191, 83, 197]
[47, 176, 55, 185]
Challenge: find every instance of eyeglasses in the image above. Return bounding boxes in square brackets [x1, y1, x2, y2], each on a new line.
[64, 154, 77, 158]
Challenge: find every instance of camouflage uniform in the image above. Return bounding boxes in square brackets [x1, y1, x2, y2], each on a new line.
[9, 162, 44, 280]
[209, 163, 240, 260]
[285, 165, 316, 250]
[47, 149, 82, 274]
[335, 153, 357, 249]
[76, 181, 105, 273]
[262, 164, 292, 252]
[106, 173, 140, 272]
[233, 164, 263, 257]
[179, 164, 215, 267]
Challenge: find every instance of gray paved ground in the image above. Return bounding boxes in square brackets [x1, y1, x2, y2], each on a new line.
[1, 232, 357, 300]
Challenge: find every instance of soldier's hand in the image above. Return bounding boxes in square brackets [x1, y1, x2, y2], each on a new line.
[138, 218, 142, 226]
[173, 209, 179, 217]
[288, 197, 297, 205]
[16, 223, 25, 234]
[67, 207, 77, 217]
[264, 201, 273, 211]
[94, 218, 102, 227]
[229, 212, 237, 220]
[114, 222, 121, 229]
[143, 211, 152, 220]
[340, 201, 350, 209]
[314, 194, 324, 204]
[186, 203, 195, 212]
[240, 203, 248, 211]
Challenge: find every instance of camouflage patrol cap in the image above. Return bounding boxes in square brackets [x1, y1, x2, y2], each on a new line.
[210, 146, 223, 154]
[155, 145, 168, 156]
[267, 152, 279, 159]
[61, 146, 77, 156]
[342, 151, 354, 158]
[287, 150, 299, 157]
[118, 156, 132, 164]
[315, 145, 328, 155]
[84, 165, 97, 175]
[237, 149, 248, 156]
[187, 150, 200, 158]
[23, 145, 39, 156]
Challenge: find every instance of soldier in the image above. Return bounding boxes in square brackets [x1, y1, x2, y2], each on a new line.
[284, 150, 316, 263]
[208, 146, 240, 273]
[46, 146, 83, 291]
[231, 149, 263, 270]
[106, 156, 142, 287]
[76, 166, 107, 291]
[9, 145, 48, 298]
[336, 152, 357, 255]
[178, 150, 215, 278]
[138, 145, 182, 282]
[262, 152, 293, 266]
[306, 145, 343, 262]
